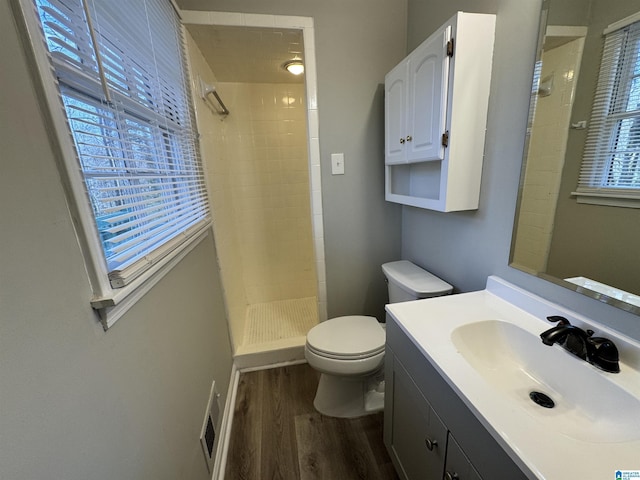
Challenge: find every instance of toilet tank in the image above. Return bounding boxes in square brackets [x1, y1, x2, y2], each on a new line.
[382, 260, 453, 303]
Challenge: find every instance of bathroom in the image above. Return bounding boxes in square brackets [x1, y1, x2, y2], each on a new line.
[2, 0, 640, 480]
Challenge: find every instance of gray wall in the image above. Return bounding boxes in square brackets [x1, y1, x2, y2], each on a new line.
[177, 0, 406, 321]
[547, 0, 640, 295]
[547, 0, 591, 25]
[403, 0, 640, 339]
[0, 1, 233, 478]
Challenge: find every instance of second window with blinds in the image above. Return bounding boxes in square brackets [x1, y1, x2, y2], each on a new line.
[575, 13, 640, 207]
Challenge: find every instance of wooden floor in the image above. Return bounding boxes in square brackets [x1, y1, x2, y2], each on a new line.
[224, 363, 399, 480]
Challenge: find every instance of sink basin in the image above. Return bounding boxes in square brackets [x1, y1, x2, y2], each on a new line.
[451, 319, 640, 443]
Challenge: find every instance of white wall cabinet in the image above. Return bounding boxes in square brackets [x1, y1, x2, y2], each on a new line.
[385, 12, 495, 212]
[385, 24, 450, 165]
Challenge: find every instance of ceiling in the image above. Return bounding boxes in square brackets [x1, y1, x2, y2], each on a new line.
[186, 24, 305, 84]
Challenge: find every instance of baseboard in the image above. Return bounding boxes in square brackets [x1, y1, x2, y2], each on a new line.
[211, 352, 317, 479]
[211, 363, 239, 480]
[209, 357, 312, 479]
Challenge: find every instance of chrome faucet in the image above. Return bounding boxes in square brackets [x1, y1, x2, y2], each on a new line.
[540, 315, 620, 373]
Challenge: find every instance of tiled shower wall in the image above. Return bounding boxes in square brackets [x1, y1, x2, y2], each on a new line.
[215, 81, 317, 305]
[187, 34, 249, 348]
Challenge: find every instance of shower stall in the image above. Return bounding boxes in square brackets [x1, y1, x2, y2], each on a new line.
[185, 15, 326, 366]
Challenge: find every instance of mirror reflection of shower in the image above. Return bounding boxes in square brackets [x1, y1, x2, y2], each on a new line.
[512, 26, 586, 274]
[185, 24, 319, 361]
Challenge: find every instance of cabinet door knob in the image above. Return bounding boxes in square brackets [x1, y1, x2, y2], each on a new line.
[424, 438, 438, 451]
[445, 472, 460, 480]
[400, 138, 405, 144]
[406, 135, 413, 142]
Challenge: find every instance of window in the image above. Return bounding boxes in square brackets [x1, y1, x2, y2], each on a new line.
[575, 14, 640, 207]
[20, 0, 210, 326]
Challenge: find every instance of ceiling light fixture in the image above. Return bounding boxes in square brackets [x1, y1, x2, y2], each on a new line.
[283, 59, 304, 76]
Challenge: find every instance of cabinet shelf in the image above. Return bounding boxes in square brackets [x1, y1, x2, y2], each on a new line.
[386, 162, 442, 208]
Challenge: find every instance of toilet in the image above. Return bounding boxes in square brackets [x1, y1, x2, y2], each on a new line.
[305, 260, 453, 418]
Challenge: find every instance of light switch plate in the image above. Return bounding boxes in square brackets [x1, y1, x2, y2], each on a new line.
[331, 153, 345, 175]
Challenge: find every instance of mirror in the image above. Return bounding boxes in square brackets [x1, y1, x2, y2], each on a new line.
[511, 0, 640, 315]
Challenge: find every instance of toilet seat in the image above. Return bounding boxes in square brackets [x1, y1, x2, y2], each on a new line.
[305, 343, 384, 360]
[306, 316, 385, 360]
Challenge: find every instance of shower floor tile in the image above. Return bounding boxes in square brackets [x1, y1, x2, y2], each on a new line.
[241, 296, 318, 350]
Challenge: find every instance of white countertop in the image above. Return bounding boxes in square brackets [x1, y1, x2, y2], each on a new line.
[385, 276, 640, 480]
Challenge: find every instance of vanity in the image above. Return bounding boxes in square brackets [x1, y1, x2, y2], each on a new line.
[384, 276, 640, 480]
[383, 0, 640, 477]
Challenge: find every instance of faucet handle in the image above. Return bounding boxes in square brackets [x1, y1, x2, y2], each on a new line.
[546, 315, 570, 325]
[586, 336, 620, 373]
[587, 337, 619, 359]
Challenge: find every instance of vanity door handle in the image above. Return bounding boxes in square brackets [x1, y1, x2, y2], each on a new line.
[406, 135, 413, 142]
[400, 138, 405, 144]
[424, 437, 438, 451]
[445, 472, 460, 480]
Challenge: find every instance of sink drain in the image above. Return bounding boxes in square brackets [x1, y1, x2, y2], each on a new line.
[529, 391, 555, 408]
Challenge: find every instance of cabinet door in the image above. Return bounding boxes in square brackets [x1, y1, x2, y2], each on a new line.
[406, 25, 451, 163]
[444, 434, 483, 480]
[389, 359, 447, 480]
[385, 61, 407, 164]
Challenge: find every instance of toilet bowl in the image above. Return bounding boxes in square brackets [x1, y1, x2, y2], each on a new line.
[305, 315, 385, 418]
[305, 260, 453, 418]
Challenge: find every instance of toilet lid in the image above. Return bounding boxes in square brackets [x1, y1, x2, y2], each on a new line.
[382, 260, 453, 297]
[306, 316, 385, 358]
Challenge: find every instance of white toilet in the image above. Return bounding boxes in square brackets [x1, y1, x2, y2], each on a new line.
[305, 260, 453, 418]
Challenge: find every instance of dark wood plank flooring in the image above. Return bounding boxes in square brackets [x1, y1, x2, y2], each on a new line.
[225, 363, 399, 480]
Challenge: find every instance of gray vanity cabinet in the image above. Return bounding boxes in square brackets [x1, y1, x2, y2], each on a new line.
[384, 314, 531, 480]
[444, 434, 482, 480]
[388, 358, 448, 479]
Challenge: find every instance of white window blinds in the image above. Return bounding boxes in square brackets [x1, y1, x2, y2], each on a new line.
[576, 16, 640, 206]
[34, 0, 209, 287]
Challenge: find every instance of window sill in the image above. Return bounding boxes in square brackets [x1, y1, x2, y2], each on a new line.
[91, 226, 211, 330]
[572, 190, 640, 209]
